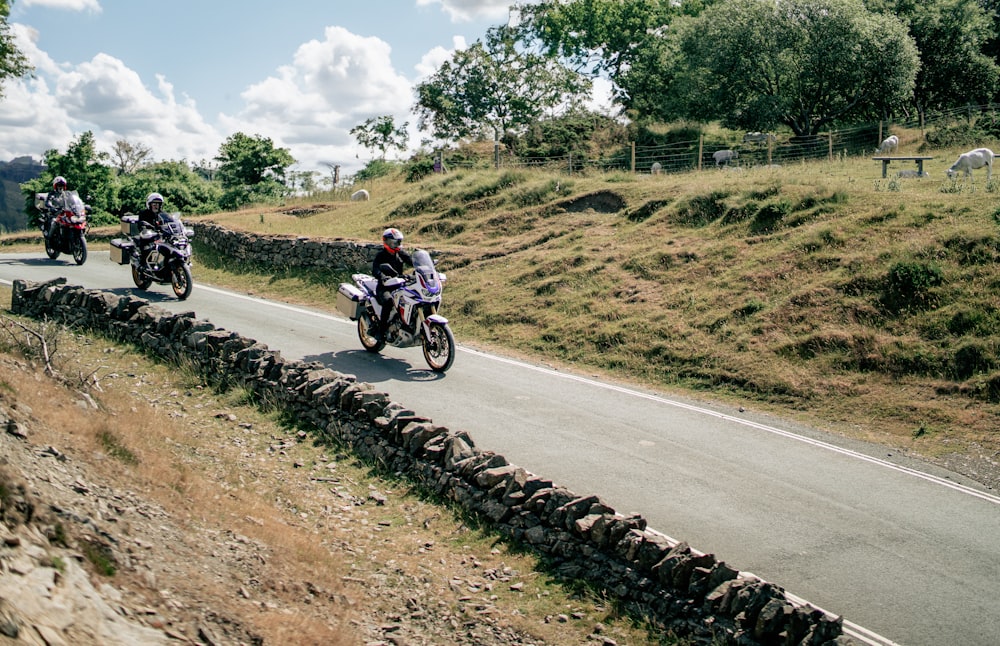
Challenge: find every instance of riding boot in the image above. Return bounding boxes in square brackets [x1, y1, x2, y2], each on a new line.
[376, 300, 392, 340]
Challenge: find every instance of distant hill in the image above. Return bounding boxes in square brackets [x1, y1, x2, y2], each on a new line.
[0, 156, 45, 233]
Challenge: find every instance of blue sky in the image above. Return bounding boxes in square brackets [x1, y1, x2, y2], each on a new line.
[1, 0, 534, 177]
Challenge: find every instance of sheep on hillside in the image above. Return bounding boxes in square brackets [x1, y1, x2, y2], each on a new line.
[946, 148, 994, 180]
[350, 189, 370, 201]
[713, 149, 739, 167]
[877, 135, 899, 155]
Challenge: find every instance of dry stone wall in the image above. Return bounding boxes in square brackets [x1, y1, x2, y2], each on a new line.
[10, 277, 849, 646]
[194, 221, 379, 272]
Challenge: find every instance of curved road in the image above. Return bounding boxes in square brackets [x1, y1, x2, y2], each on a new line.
[3, 250, 999, 646]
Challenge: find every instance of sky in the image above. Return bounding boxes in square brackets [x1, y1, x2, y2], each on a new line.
[1, 0, 568, 179]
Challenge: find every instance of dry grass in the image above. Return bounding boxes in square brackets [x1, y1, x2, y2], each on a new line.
[0, 292, 670, 645]
[184, 147, 1000, 487]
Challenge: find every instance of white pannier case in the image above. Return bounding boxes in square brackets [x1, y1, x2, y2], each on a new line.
[336, 283, 364, 320]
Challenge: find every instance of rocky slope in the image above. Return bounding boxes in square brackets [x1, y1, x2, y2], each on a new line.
[0, 345, 642, 646]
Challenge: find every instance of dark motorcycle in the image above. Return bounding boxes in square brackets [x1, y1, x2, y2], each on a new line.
[34, 190, 90, 265]
[110, 212, 194, 300]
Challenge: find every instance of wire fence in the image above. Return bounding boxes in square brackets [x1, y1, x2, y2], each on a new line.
[436, 103, 1000, 175]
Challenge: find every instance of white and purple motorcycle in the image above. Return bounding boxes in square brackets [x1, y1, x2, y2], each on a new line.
[337, 249, 456, 373]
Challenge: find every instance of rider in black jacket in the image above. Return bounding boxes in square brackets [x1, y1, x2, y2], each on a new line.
[372, 227, 412, 340]
[134, 192, 165, 262]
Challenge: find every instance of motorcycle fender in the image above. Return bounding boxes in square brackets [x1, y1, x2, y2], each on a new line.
[426, 313, 448, 325]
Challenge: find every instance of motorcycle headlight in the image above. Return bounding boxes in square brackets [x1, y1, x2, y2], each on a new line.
[70, 215, 85, 223]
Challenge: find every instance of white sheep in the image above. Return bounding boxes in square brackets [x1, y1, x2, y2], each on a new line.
[743, 132, 776, 145]
[877, 135, 899, 155]
[946, 148, 994, 180]
[350, 189, 370, 201]
[896, 170, 929, 179]
[713, 149, 738, 167]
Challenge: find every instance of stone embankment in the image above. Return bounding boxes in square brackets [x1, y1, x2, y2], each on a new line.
[10, 277, 850, 646]
[194, 221, 380, 272]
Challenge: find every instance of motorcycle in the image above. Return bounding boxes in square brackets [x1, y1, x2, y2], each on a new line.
[34, 190, 90, 265]
[337, 249, 456, 373]
[110, 212, 195, 300]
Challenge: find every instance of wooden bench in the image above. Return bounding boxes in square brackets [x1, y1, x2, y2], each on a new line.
[872, 156, 933, 178]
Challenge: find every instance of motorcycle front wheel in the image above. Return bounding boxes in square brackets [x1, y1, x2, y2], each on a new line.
[358, 313, 386, 353]
[131, 265, 153, 290]
[71, 234, 87, 265]
[422, 321, 456, 373]
[171, 264, 193, 300]
[44, 235, 59, 260]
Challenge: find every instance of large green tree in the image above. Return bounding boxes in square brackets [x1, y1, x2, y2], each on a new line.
[513, 0, 680, 118]
[214, 133, 295, 209]
[0, 0, 31, 99]
[665, 0, 920, 135]
[414, 25, 591, 142]
[350, 115, 409, 161]
[868, 0, 1000, 114]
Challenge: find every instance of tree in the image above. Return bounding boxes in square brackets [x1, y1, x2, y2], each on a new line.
[350, 116, 409, 161]
[0, 0, 32, 99]
[414, 25, 591, 143]
[107, 139, 152, 175]
[514, 0, 679, 118]
[21, 131, 118, 225]
[214, 133, 295, 209]
[665, 0, 920, 135]
[116, 161, 222, 216]
[868, 0, 1000, 115]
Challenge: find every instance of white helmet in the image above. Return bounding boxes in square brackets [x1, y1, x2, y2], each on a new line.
[382, 227, 403, 253]
[146, 192, 164, 209]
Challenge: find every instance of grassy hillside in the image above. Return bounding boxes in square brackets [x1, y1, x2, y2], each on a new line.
[188, 137, 1000, 489]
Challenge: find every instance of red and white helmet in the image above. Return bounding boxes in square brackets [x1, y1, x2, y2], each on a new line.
[382, 227, 403, 253]
[52, 176, 67, 190]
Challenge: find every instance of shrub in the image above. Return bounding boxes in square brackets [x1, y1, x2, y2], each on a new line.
[749, 200, 792, 234]
[880, 261, 944, 313]
[405, 158, 435, 183]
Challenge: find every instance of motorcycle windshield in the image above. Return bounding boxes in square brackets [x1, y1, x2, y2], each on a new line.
[157, 212, 186, 237]
[412, 250, 441, 293]
[63, 191, 87, 218]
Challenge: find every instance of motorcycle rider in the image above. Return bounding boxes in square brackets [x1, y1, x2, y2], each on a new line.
[372, 227, 412, 340]
[135, 192, 166, 265]
[43, 176, 69, 239]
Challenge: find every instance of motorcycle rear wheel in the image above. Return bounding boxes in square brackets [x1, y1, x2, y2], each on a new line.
[171, 264, 193, 300]
[71, 234, 87, 265]
[44, 235, 59, 260]
[358, 314, 386, 353]
[422, 321, 456, 373]
[131, 265, 153, 290]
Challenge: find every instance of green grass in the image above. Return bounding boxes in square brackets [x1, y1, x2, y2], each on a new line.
[11, 128, 1000, 473]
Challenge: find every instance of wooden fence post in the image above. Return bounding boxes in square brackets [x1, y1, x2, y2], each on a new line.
[631, 142, 636, 173]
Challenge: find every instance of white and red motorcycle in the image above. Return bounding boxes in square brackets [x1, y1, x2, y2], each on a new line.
[337, 249, 456, 373]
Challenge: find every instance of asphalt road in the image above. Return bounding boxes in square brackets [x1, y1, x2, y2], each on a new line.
[3, 249, 999, 646]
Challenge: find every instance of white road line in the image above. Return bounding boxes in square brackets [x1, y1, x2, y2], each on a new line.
[2, 273, 905, 645]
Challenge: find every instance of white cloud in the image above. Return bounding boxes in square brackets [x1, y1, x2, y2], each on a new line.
[415, 0, 514, 23]
[414, 36, 468, 80]
[19, 0, 101, 12]
[222, 26, 415, 173]
[0, 23, 220, 165]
